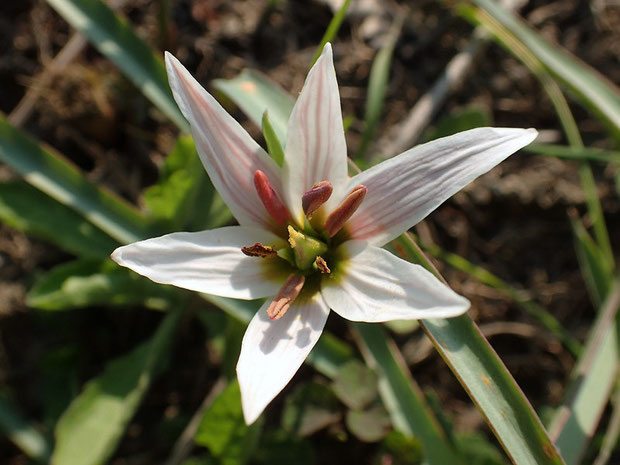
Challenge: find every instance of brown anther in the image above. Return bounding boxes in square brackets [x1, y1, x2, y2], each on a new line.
[267, 274, 306, 320]
[302, 181, 333, 218]
[314, 256, 331, 274]
[254, 170, 291, 227]
[324, 185, 367, 237]
[241, 243, 277, 258]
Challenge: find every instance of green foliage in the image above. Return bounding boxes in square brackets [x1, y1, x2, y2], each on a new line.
[455, 432, 506, 465]
[195, 381, 262, 465]
[312, 0, 352, 66]
[0, 181, 118, 258]
[261, 111, 285, 167]
[332, 360, 379, 410]
[374, 431, 423, 465]
[424, 106, 492, 142]
[346, 404, 392, 443]
[27, 258, 183, 311]
[281, 382, 341, 437]
[51, 311, 181, 465]
[254, 431, 315, 465]
[144, 135, 230, 231]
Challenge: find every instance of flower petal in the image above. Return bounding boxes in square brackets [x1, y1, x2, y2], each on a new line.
[111, 226, 289, 299]
[321, 241, 469, 322]
[345, 127, 538, 246]
[283, 43, 348, 225]
[166, 52, 283, 230]
[237, 294, 330, 424]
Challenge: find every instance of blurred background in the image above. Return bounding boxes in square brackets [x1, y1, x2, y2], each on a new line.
[0, 0, 619, 464]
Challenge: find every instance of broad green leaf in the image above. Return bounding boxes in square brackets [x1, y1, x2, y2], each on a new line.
[144, 135, 230, 231]
[0, 116, 156, 244]
[0, 181, 118, 258]
[281, 382, 341, 437]
[194, 381, 262, 465]
[375, 431, 424, 465]
[549, 279, 620, 464]
[52, 310, 181, 465]
[461, 0, 620, 138]
[312, 0, 352, 65]
[332, 360, 378, 410]
[262, 111, 285, 167]
[358, 18, 402, 157]
[0, 390, 52, 463]
[217, 68, 565, 465]
[346, 404, 392, 443]
[27, 258, 182, 311]
[213, 70, 294, 144]
[45, 0, 187, 130]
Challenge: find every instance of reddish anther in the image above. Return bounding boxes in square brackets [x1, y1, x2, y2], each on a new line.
[254, 170, 290, 227]
[302, 181, 333, 218]
[267, 274, 306, 320]
[324, 185, 367, 237]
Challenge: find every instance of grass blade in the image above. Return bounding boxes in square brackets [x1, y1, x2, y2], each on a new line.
[51, 310, 182, 465]
[0, 391, 52, 463]
[45, 0, 187, 130]
[262, 111, 285, 167]
[525, 143, 620, 164]
[463, 0, 620, 138]
[311, 0, 352, 65]
[354, 323, 465, 465]
[549, 279, 620, 464]
[0, 116, 156, 244]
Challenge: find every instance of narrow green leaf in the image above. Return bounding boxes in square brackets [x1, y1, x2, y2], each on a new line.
[569, 214, 613, 307]
[52, 310, 181, 465]
[0, 390, 52, 463]
[45, 0, 188, 130]
[424, 106, 492, 142]
[194, 380, 262, 465]
[398, 237, 582, 357]
[214, 69, 565, 465]
[549, 279, 620, 464]
[462, 0, 620, 138]
[0, 116, 156, 244]
[0, 181, 118, 258]
[311, 0, 352, 65]
[525, 143, 620, 165]
[213, 70, 294, 145]
[262, 111, 285, 167]
[355, 323, 465, 464]
[27, 258, 183, 311]
[358, 19, 402, 157]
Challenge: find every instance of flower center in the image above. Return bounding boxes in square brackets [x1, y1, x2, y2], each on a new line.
[243, 171, 367, 319]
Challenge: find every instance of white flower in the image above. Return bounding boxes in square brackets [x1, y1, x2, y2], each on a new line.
[111, 43, 537, 424]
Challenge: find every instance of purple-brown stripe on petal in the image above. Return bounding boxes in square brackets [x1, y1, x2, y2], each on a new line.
[302, 181, 333, 218]
[324, 185, 367, 237]
[254, 170, 291, 227]
[267, 274, 306, 320]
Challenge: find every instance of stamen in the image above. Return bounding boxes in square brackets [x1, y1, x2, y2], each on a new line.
[241, 243, 277, 258]
[324, 185, 367, 237]
[314, 256, 331, 274]
[267, 274, 306, 320]
[254, 170, 290, 227]
[302, 181, 333, 218]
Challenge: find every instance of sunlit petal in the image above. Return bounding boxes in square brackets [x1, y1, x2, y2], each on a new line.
[283, 43, 348, 225]
[345, 127, 538, 246]
[321, 241, 470, 321]
[111, 226, 289, 299]
[237, 294, 330, 424]
[166, 52, 283, 231]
